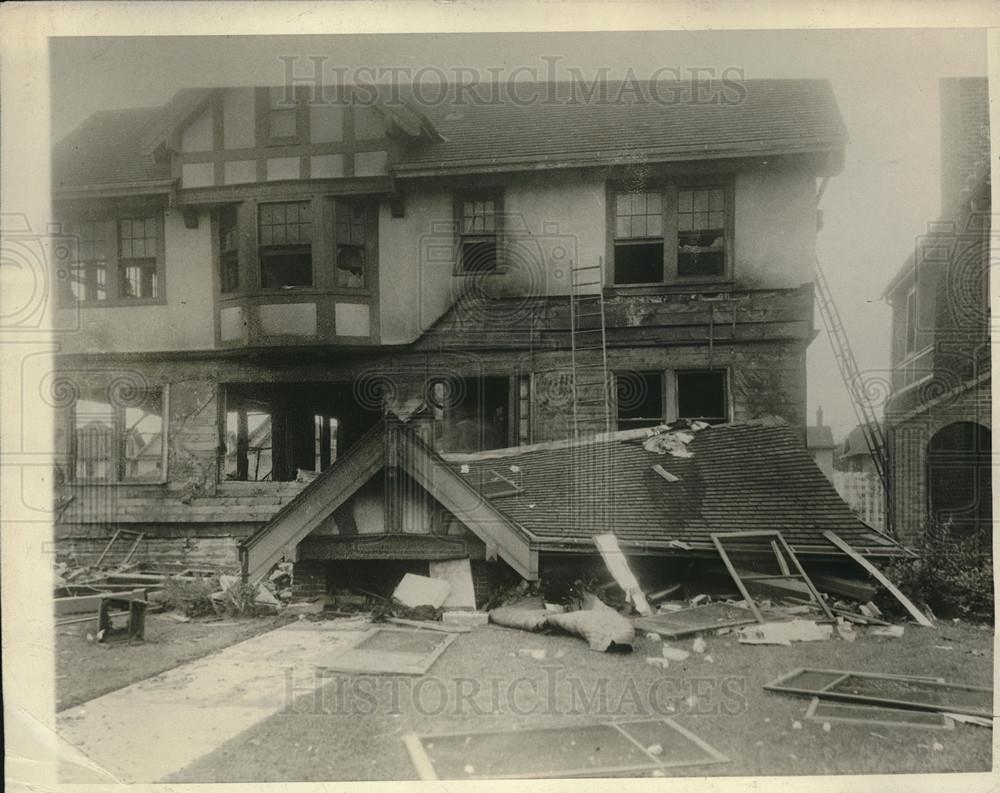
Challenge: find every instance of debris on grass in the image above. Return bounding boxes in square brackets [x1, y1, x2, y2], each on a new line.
[870, 625, 905, 638]
[737, 620, 833, 646]
[661, 646, 690, 661]
[692, 637, 707, 654]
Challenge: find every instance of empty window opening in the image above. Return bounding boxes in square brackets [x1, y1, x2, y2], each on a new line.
[259, 201, 312, 288]
[677, 370, 728, 424]
[335, 199, 369, 288]
[458, 196, 501, 274]
[677, 187, 725, 277]
[614, 191, 664, 284]
[616, 370, 665, 430]
[222, 383, 379, 482]
[928, 421, 992, 537]
[70, 388, 164, 482]
[431, 375, 518, 453]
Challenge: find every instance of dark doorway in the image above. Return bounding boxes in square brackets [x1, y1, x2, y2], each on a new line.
[927, 421, 992, 537]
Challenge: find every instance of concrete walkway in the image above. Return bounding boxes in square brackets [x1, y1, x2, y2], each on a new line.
[57, 621, 366, 782]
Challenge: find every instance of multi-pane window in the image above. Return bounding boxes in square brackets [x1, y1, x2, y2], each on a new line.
[676, 370, 728, 424]
[219, 205, 240, 293]
[70, 388, 165, 482]
[69, 220, 108, 302]
[458, 195, 501, 273]
[614, 191, 665, 284]
[615, 370, 665, 430]
[118, 217, 159, 299]
[258, 201, 312, 288]
[334, 199, 368, 288]
[267, 86, 298, 141]
[677, 187, 725, 277]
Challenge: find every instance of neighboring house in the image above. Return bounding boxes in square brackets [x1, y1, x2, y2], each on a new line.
[805, 407, 836, 481]
[52, 79, 876, 585]
[832, 422, 886, 531]
[882, 77, 991, 544]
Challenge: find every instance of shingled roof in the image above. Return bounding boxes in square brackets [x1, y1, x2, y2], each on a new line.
[53, 78, 846, 191]
[445, 417, 897, 557]
[394, 79, 847, 175]
[54, 108, 171, 191]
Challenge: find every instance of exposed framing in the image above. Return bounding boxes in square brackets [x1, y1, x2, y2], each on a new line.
[764, 668, 994, 718]
[710, 530, 835, 623]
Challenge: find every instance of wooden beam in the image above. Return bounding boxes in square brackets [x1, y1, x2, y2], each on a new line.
[822, 531, 934, 627]
[55, 589, 147, 616]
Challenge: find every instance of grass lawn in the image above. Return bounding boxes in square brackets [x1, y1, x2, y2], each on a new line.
[163, 619, 994, 781]
[56, 612, 289, 711]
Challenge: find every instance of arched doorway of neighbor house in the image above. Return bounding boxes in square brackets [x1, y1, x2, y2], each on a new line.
[927, 421, 992, 537]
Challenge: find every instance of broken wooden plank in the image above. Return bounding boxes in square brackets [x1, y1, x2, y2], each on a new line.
[822, 531, 933, 627]
[55, 589, 148, 616]
[764, 668, 993, 717]
[385, 617, 471, 634]
[594, 533, 652, 616]
[633, 602, 758, 638]
[807, 572, 877, 602]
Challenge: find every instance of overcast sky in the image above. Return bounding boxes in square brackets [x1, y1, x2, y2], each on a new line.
[50, 30, 988, 438]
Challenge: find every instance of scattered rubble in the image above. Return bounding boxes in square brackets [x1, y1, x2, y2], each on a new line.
[737, 620, 833, 646]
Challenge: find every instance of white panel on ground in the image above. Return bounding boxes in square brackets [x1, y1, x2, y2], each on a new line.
[258, 303, 317, 336]
[429, 558, 477, 610]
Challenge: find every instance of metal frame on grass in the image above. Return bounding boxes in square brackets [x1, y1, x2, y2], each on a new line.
[710, 530, 835, 622]
[803, 697, 955, 730]
[765, 668, 994, 718]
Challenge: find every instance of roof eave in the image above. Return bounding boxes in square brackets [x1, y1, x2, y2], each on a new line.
[53, 179, 175, 201]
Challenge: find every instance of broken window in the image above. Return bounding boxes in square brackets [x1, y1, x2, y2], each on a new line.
[614, 191, 664, 284]
[314, 414, 339, 471]
[334, 199, 371, 288]
[259, 201, 312, 288]
[677, 187, 726, 277]
[266, 86, 299, 142]
[68, 219, 109, 302]
[616, 370, 665, 430]
[118, 217, 160, 299]
[457, 194, 502, 274]
[676, 370, 728, 424]
[219, 205, 240, 293]
[432, 375, 514, 453]
[70, 388, 164, 482]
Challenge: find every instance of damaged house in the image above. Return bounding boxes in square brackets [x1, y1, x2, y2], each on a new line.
[51, 79, 896, 601]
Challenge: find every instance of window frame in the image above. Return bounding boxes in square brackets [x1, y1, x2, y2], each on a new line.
[262, 86, 304, 147]
[59, 211, 166, 307]
[454, 190, 505, 276]
[66, 385, 169, 485]
[675, 368, 730, 425]
[257, 199, 315, 290]
[614, 369, 667, 430]
[607, 177, 734, 287]
[333, 197, 376, 292]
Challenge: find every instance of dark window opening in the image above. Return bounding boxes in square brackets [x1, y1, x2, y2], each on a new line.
[259, 201, 312, 288]
[219, 205, 240, 293]
[677, 370, 727, 424]
[677, 187, 725, 277]
[222, 383, 380, 482]
[335, 199, 369, 288]
[616, 370, 664, 430]
[458, 196, 501, 274]
[614, 190, 664, 284]
[432, 375, 514, 453]
[905, 288, 918, 354]
[118, 217, 159, 298]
